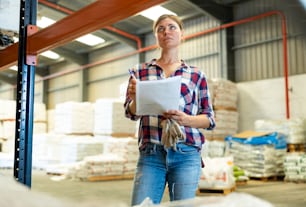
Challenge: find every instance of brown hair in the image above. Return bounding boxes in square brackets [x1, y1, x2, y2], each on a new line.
[153, 14, 184, 33]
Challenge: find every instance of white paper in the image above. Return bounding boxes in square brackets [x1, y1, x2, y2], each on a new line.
[136, 76, 181, 115]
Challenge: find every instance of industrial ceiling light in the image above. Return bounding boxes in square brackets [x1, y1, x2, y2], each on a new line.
[75, 34, 105, 46]
[139, 5, 176, 21]
[37, 16, 105, 46]
[9, 65, 18, 71]
[300, 0, 306, 9]
[37, 16, 56, 28]
[40, 50, 60, 59]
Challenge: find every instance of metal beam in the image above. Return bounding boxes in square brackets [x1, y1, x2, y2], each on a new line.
[0, 0, 166, 71]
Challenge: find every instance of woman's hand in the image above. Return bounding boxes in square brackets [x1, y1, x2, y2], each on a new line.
[128, 78, 137, 101]
[163, 110, 190, 126]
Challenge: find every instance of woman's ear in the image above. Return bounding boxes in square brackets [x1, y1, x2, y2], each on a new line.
[181, 30, 184, 41]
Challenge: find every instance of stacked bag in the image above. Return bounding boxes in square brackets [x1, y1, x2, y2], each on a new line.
[204, 79, 239, 140]
[225, 131, 287, 178]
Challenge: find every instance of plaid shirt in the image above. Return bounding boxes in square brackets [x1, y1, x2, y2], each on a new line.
[124, 59, 215, 149]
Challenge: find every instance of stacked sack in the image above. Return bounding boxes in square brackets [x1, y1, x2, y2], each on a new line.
[54, 101, 94, 135]
[283, 153, 306, 182]
[204, 79, 239, 140]
[66, 137, 138, 180]
[32, 133, 104, 171]
[225, 131, 287, 178]
[255, 118, 306, 144]
[94, 98, 138, 136]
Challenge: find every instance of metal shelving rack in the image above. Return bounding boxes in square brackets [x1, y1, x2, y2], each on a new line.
[14, 0, 37, 188]
[3, 0, 165, 188]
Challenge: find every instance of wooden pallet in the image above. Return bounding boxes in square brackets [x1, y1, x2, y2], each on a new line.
[249, 175, 284, 182]
[197, 186, 236, 195]
[287, 143, 305, 152]
[86, 174, 134, 182]
[235, 180, 248, 186]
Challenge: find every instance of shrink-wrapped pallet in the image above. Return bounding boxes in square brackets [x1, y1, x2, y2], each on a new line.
[32, 133, 104, 170]
[65, 137, 138, 179]
[54, 102, 94, 134]
[225, 131, 287, 177]
[0, 152, 14, 168]
[202, 140, 226, 158]
[199, 156, 235, 189]
[255, 118, 306, 144]
[0, 99, 16, 120]
[94, 98, 138, 136]
[283, 153, 306, 182]
[34, 102, 47, 122]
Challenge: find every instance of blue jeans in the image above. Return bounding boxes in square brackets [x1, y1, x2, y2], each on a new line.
[131, 143, 201, 206]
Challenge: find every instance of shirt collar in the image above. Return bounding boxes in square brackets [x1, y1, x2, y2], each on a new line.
[149, 58, 191, 72]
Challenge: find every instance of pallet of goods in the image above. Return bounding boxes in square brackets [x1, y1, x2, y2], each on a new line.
[283, 153, 306, 183]
[198, 156, 236, 195]
[225, 131, 287, 179]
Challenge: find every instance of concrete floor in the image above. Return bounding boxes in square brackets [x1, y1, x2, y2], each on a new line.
[1, 169, 306, 207]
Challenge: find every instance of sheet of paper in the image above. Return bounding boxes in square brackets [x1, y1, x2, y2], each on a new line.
[136, 76, 181, 116]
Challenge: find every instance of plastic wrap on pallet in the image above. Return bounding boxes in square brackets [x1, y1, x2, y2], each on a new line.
[202, 140, 226, 158]
[255, 118, 306, 144]
[54, 101, 94, 134]
[64, 137, 138, 180]
[94, 98, 138, 136]
[32, 133, 104, 170]
[199, 156, 235, 189]
[0, 99, 16, 120]
[283, 153, 306, 182]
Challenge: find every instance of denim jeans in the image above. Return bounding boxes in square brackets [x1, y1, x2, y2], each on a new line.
[131, 143, 201, 206]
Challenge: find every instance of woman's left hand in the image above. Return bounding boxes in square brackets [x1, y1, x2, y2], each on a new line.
[163, 110, 190, 126]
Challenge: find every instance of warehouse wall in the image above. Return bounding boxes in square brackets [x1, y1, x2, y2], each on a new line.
[237, 73, 306, 132]
[87, 44, 139, 102]
[0, 74, 44, 102]
[47, 61, 83, 108]
[233, 0, 306, 81]
[0, 82, 14, 100]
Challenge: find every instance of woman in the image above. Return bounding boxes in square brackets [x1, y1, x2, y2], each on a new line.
[124, 14, 215, 205]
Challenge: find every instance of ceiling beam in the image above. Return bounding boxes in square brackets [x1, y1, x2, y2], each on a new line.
[53, 47, 88, 65]
[188, 0, 233, 23]
[0, 0, 166, 71]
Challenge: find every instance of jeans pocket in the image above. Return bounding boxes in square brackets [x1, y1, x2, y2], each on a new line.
[140, 143, 157, 155]
[176, 143, 198, 154]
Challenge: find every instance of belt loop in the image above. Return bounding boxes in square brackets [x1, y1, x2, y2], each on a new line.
[153, 143, 157, 151]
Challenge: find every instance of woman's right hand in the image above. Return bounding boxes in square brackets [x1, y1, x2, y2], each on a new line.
[128, 78, 137, 101]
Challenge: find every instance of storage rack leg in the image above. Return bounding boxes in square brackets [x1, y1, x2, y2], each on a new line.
[13, 0, 37, 188]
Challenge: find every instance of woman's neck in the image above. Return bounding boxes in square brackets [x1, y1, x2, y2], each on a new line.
[158, 50, 180, 65]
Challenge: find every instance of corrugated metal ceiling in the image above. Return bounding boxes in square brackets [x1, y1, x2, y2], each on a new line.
[0, 0, 256, 84]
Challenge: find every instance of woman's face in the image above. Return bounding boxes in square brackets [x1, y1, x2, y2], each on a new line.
[155, 17, 183, 50]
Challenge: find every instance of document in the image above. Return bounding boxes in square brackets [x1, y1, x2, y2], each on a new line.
[136, 76, 181, 115]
